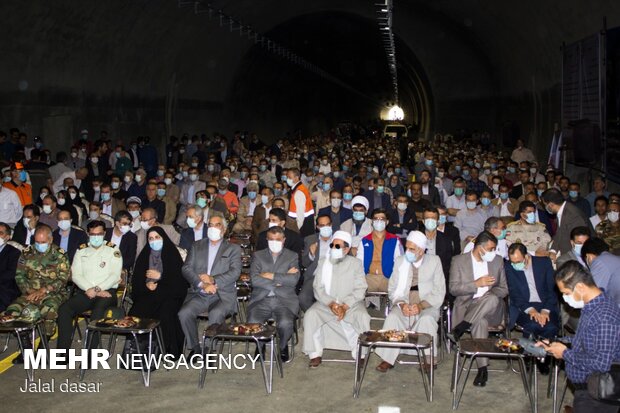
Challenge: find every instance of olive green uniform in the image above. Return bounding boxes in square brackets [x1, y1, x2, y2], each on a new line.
[505, 220, 552, 254]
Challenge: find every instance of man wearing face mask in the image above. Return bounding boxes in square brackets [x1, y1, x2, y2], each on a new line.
[375, 231, 446, 372]
[0, 183, 22, 227]
[580, 238, 620, 307]
[505, 243, 559, 374]
[311, 176, 333, 211]
[357, 209, 404, 293]
[303, 230, 370, 368]
[56, 220, 122, 357]
[387, 193, 418, 243]
[52, 209, 88, 263]
[256, 208, 303, 255]
[505, 201, 552, 256]
[541, 188, 592, 257]
[156, 181, 177, 225]
[248, 225, 300, 362]
[594, 200, 620, 254]
[180, 205, 209, 250]
[232, 182, 261, 233]
[135, 208, 180, 258]
[3, 225, 70, 363]
[4, 162, 32, 206]
[13, 204, 40, 246]
[299, 215, 334, 311]
[364, 177, 391, 217]
[449, 231, 508, 387]
[178, 212, 241, 356]
[99, 183, 125, 218]
[538, 261, 620, 413]
[141, 183, 166, 224]
[38, 194, 60, 231]
[105, 211, 137, 274]
[492, 183, 518, 224]
[317, 189, 351, 232]
[455, 191, 486, 248]
[446, 179, 467, 223]
[340, 196, 373, 256]
[286, 167, 315, 237]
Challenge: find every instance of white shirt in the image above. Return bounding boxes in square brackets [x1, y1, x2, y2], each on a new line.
[464, 238, 509, 259]
[207, 240, 222, 274]
[102, 202, 112, 216]
[471, 253, 489, 299]
[590, 214, 603, 229]
[53, 171, 80, 194]
[445, 195, 466, 223]
[499, 199, 513, 217]
[0, 186, 23, 224]
[522, 263, 542, 312]
[111, 231, 123, 248]
[248, 200, 257, 217]
[556, 201, 567, 227]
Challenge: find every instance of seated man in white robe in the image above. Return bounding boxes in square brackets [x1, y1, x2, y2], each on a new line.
[375, 230, 446, 372]
[303, 230, 370, 368]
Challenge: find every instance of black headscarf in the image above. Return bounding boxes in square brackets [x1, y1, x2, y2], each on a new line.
[132, 226, 187, 300]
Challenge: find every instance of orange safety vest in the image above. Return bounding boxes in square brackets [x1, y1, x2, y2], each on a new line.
[288, 182, 314, 218]
[3, 181, 32, 206]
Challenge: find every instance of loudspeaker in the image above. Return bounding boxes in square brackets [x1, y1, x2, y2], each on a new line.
[570, 119, 601, 164]
[502, 121, 520, 148]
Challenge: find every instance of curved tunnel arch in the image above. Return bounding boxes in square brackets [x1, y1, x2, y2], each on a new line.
[224, 10, 433, 140]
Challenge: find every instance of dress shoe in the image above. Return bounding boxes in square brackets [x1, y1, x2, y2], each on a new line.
[375, 361, 394, 373]
[473, 367, 488, 387]
[280, 347, 289, 363]
[309, 357, 322, 368]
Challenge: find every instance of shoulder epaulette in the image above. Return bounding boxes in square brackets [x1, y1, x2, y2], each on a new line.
[23, 245, 32, 253]
[58, 248, 66, 255]
[79, 243, 88, 249]
[106, 241, 116, 248]
[506, 221, 519, 227]
[71, 225, 85, 232]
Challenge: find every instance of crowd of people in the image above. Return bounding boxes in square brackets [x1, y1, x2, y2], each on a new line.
[0, 125, 619, 412]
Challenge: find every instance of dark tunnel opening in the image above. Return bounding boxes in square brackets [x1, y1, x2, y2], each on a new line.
[225, 11, 433, 140]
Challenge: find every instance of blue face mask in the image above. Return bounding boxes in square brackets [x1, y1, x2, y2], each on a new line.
[323, 183, 331, 191]
[573, 243, 583, 257]
[343, 193, 353, 201]
[511, 261, 526, 271]
[149, 239, 163, 251]
[508, 167, 516, 174]
[89, 235, 104, 248]
[499, 192, 509, 200]
[157, 188, 166, 197]
[462, 170, 470, 176]
[353, 211, 365, 221]
[100, 193, 111, 202]
[525, 211, 536, 224]
[405, 251, 417, 263]
[455, 165, 462, 172]
[481, 197, 491, 206]
[219, 189, 227, 195]
[274, 189, 282, 196]
[439, 215, 447, 225]
[19, 171, 27, 181]
[248, 191, 257, 200]
[424, 218, 437, 231]
[281, 175, 287, 182]
[537, 189, 544, 197]
[454, 188, 464, 197]
[343, 165, 349, 172]
[425, 159, 433, 166]
[497, 229, 507, 240]
[376, 186, 384, 194]
[395, 168, 401, 174]
[569, 190, 578, 199]
[35, 242, 49, 254]
[196, 198, 207, 208]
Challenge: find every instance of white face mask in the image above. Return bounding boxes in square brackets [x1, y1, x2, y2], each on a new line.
[372, 220, 386, 232]
[268, 240, 283, 254]
[23, 217, 31, 228]
[268, 222, 279, 229]
[563, 291, 585, 309]
[481, 248, 496, 262]
[89, 211, 99, 221]
[140, 221, 151, 231]
[91, 157, 98, 164]
[129, 210, 140, 219]
[164, 178, 172, 185]
[331, 198, 342, 208]
[330, 247, 344, 260]
[57, 198, 66, 206]
[119, 225, 131, 234]
[124, 176, 132, 183]
[608, 211, 619, 223]
[111, 182, 120, 189]
[397, 202, 407, 211]
[135, 175, 143, 183]
[58, 219, 71, 231]
[207, 227, 222, 242]
[42, 205, 52, 214]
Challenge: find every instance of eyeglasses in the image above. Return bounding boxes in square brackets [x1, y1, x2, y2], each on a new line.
[329, 243, 343, 249]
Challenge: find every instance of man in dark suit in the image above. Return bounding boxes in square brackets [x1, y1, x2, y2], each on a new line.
[178, 212, 242, 355]
[248, 226, 300, 362]
[317, 190, 352, 232]
[387, 193, 419, 243]
[419, 207, 459, 300]
[299, 215, 333, 311]
[419, 169, 441, 205]
[179, 205, 209, 251]
[437, 205, 461, 256]
[449, 231, 508, 387]
[52, 209, 89, 263]
[505, 243, 559, 339]
[12, 204, 40, 247]
[104, 210, 138, 272]
[141, 183, 166, 223]
[256, 208, 303, 255]
[363, 177, 391, 217]
[541, 188, 591, 256]
[0, 222, 20, 312]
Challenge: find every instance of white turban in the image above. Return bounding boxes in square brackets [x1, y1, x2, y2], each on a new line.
[352, 195, 369, 211]
[333, 230, 352, 246]
[407, 230, 427, 250]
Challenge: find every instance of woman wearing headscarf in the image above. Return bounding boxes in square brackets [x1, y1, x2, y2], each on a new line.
[35, 186, 51, 207]
[67, 185, 87, 216]
[129, 226, 188, 357]
[56, 189, 80, 224]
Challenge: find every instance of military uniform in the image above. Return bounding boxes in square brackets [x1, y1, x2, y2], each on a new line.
[595, 220, 620, 254]
[505, 220, 552, 254]
[5, 244, 70, 336]
[56, 241, 123, 350]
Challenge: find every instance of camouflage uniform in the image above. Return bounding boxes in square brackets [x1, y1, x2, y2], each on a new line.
[595, 220, 620, 254]
[5, 244, 70, 335]
[505, 220, 552, 254]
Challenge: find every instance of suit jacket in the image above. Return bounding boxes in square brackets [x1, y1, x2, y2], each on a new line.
[387, 209, 419, 236]
[251, 205, 298, 238]
[439, 224, 461, 257]
[504, 256, 558, 327]
[364, 190, 392, 216]
[256, 227, 303, 255]
[179, 224, 209, 251]
[182, 239, 242, 316]
[552, 201, 591, 255]
[12, 219, 34, 246]
[493, 198, 519, 218]
[141, 198, 166, 223]
[136, 224, 180, 260]
[301, 233, 333, 281]
[102, 197, 126, 218]
[53, 226, 89, 263]
[237, 196, 261, 222]
[449, 253, 509, 325]
[249, 248, 300, 314]
[104, 228, 137, 271]
[421, 184, 441, 206]
[317, 206, 352, 231]
[0, 244, 20, 311]
[419, 226, 459, 285]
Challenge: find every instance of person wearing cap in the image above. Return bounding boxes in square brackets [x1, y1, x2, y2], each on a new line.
[126, 196, 142, 232]
[248, 225, 300, 362]
[303, 229, 370, 368]
[339, 195, 373, 256]
[0, 182, 22, 227]
[3, 162, 32, 206]
[357, 208, 404, 292]
[375, 231, 446, 372]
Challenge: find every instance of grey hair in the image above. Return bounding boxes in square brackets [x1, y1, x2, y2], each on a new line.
[209, 210, 228, 228]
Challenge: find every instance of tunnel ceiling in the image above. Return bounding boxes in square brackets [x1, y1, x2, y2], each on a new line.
[1, 0, 619, 136]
